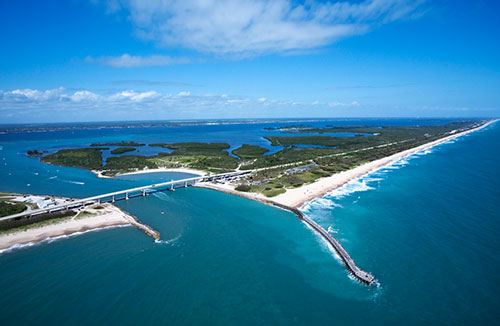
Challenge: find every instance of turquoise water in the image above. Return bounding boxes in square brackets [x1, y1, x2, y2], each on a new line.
[0, 120, 499, 324]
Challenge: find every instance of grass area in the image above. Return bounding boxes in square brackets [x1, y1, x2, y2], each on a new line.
[232, 144, 268, 159]
[90, 141, 145, 147]
[42, 148, 103, 170]
[249, 182, 286, 197]
[0, 201, 27, 217]
[111, 147, 136, 154]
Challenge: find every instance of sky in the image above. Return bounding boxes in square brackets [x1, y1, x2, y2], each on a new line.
[1, 0, 499, 123]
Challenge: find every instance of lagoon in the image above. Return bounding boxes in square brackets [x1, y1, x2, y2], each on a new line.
[0, 119, 498, 324]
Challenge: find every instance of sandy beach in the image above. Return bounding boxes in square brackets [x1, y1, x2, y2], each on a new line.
[3, 120, 494, 253]
[203, 120, 497, 209]
[95, 167, 206, 178]
[0, 204, 133, 252]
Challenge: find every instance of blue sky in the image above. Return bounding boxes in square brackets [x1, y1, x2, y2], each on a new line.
[1, 0, 499, 123]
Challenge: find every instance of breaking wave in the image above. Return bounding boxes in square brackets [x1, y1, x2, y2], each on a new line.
[0, 224, 130, 255]
[302, 140, 448, 214]
[155, 234, 181, 245]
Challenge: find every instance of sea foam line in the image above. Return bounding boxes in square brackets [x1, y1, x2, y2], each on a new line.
[0, 224, 131, 255]
[301, 132, 465, 214]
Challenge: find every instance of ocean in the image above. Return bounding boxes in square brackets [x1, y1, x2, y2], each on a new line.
[0, 119, 498, 324]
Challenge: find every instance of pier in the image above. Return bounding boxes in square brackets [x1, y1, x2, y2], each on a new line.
[265, 201, 375, 285]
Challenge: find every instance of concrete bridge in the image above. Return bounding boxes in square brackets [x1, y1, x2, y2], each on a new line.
[0, 170, 250, 222]
[1, 168, 375, 285]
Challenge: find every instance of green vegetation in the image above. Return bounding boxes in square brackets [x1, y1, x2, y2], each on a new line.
[0, 210, 75, 233]
[0, 201, 26, 217]
[151, 142, 229, 154]
[33, 121, 484, 196]
[266, 135, 357, 147]
[90, 141, 145, 147]
[232, 144, 268, 159]
[111, 147, 136, 154]
[235, 184, 251, 192]
[150, 142, 238, 172]
[105, 155, 157, 172]
[42, 148, 103, 170]
[241, 121, 484, 197]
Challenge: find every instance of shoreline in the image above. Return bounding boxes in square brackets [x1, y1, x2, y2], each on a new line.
[2, 120, 494, 258]
[0, 203, 155, 253]
[205, 119, 497, 209]
[94, 167, 207, 178]
[197, 119, 496, 284]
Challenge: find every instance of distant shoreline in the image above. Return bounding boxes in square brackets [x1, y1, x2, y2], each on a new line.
[202, 119, 497, 210]
[195, 119, 496, 284]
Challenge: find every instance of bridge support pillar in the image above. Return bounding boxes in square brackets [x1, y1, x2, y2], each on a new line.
[142, 190, 146, 196]
[185, 181, 188, 187]
[112, 196, 115, 203]
[125, 193, 129, 200]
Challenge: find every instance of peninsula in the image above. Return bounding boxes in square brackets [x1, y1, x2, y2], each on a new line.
[0, 193, 159, 252]
[16, 119, 494, 284]
[35, 120, 491, 204]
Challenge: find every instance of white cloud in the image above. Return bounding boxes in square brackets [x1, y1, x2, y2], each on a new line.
[8, 87, 65, 102]
[70, 90, 100, 102]
[0, 87, 363, 120]
[85, 54, 189, 67]
[328, 100, 360, 107]
[177, 91, 191, 97]
[110, 90, 160, 101]
[107, 0, 424, 56]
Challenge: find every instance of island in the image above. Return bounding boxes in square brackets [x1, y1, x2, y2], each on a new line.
[10, 119, 496, 284]
[90, 141, 145, 147]
[34, 120, 491, 200]
[110, 147, 137, 154]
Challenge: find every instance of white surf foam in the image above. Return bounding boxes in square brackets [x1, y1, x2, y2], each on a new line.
[0, 224, 130, 255]
[154, 234, 181, 245]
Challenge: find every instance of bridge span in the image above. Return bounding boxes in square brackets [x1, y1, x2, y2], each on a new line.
[1, 168, 375, 285]
[0, 170, 250, 222]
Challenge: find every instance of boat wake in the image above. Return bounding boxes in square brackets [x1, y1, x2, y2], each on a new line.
[60, 179, 85, 185]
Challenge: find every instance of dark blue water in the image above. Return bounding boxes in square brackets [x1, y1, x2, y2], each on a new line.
[0, 119, 498, 325]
